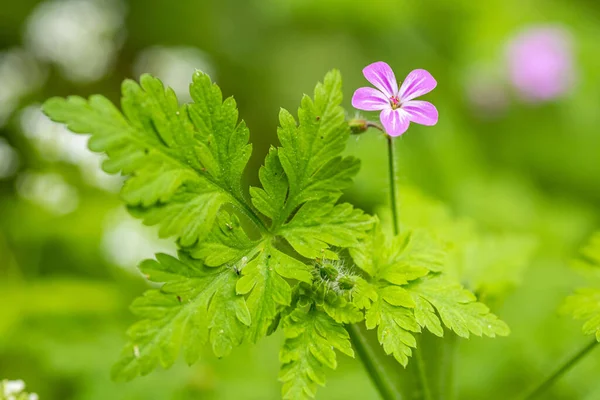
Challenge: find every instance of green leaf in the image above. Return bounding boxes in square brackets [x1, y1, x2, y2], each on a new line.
[278, 70, 358, 208]
[347, 224, 443, 366]
[279, 201, 374, 259]
[562, 232, 600, 341]
[127, 186, 225, 247]
[322, 297, 363, 324]
[398, 186, 536, 299]
[248, 70, 372, 265]
[364, 297, 420, 367]
[43, 72, 257, 247]
[412, 295, 444, 337]
[45, 69, 379, 387]
[111, 253, 250, 381]
[250, 147, 288, 223]
[572, 231, 600, 271]
[351, 278, 379, 310]
[350, 223, 508, 368]
[350, 223, 444, 281]
[407, 275, 510, 338]
[380, 285, 415, 308]
[187, 72, 252, 200]
[457, 234, 537, 299]
[254, 69, 359, 229]
[561, 289, 600, 341]
[279, 306, 354, 399]
[189, 210, 259, 266]
[237, 241, 313, 343]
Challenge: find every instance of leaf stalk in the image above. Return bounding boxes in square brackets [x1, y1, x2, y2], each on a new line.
[521, 338, 598, 400]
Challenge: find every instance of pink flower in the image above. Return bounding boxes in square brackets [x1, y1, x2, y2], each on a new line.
[352, 62, 438, 137]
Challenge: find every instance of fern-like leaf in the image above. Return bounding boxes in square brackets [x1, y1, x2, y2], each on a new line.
[44, 70, 374, 391]
[279, 306, 354, 399]
[562, 232, 600, 341]
[350, 223, 509, 367]
[43, 73, 257, 247]
[111, 253, 250, 381]
[407, 275, 510, 338]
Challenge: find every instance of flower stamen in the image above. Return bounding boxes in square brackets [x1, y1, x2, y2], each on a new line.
[389, 95, 401, 110]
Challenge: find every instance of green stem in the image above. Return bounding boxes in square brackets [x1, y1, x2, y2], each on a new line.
[386, 136, 432, 400]
[348, 323, 403, 400]
[521, 338, 598, 400]
[413, 336, 434, 400]
[387, 136, 400, 235]
[228, 195, 269, 234]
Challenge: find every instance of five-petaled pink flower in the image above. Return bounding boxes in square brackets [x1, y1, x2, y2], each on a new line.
[352, 62, 438, 137]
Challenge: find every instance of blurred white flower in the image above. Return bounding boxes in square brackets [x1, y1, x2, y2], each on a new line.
[0, 138, 20, 179]
[134, 46, 215, 101]
[16, 171, 79, 215]
[101, 208, 176, 273]
[1, 379, 38, 400]
[25, 0, 126, 82]
[20, 104, 121, 192]
[2, 379, 25, 396]
[0, 48, 46, 127]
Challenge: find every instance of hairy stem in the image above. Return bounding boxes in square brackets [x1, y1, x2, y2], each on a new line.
[387, 136, 400, 235]
[521, 338, 598, 400]
[386, 136, 432, 400]
[348, 323, 403, 400]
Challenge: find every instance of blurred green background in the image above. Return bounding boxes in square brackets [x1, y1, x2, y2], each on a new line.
[1, 0, 599, 399]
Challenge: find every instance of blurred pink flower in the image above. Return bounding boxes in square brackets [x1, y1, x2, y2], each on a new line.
[352, 62, 438, 136]
[506, 25, 575, 102]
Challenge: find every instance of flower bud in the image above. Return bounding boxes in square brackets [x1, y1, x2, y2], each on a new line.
[348, 118, 368, 134]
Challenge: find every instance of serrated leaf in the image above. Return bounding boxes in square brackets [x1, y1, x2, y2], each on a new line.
[407, 275, 510, 338]
[572, 232, 600, 271]
[279, 307, 354, 399]
[399, 186, 536, 299]
[237, 241, 313, 343]
[563, 233, 600, 341]
[365, 298, 420, 367]
[412, 295, 444, 337]
[252, 69, 360, 231]
[350, 223, 444, 281]
[187, 72, 252, 200]
[189, 210, 259, 266]
[380, 285, 415, 308]
[111, 253, 249, 381]
[351, 278, 379, 310]
[279, 201, 374, 259]
[128, 186, 225, 247]
[460, 234, 537, 298]
[43, 72, 258, 247]
[45, 69, 381, 388]
[277, 70, 357, 212]
[322, 297, 363, 324]
[250, 147, 288, 223]
[562, 289, 600, 341]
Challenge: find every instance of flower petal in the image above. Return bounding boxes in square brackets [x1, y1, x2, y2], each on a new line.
[402, 100, 438, 126]
[398, 69, 437, 102]
[380, 108, 410, 137]
[352, 87, 390, 111]
[363, 61, 399, 98]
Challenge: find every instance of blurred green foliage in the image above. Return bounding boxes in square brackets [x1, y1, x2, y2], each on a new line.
[1, 0, 600, 399]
